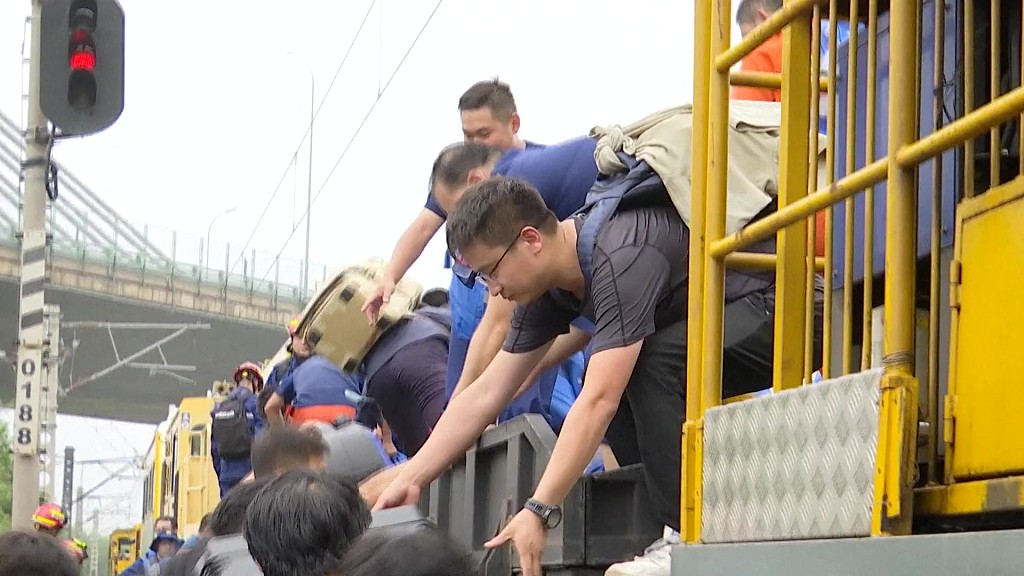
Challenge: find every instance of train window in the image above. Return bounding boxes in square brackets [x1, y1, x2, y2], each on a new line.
[190, 425, 206, 456]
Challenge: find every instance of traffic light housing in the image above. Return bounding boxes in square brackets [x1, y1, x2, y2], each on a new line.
[40, 0, 125, 136]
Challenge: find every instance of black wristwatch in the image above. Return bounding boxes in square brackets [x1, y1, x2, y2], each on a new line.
[524, 498, 563, 530]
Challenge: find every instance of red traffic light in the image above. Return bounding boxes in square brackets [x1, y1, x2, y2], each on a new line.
[70, 50, 95, 72]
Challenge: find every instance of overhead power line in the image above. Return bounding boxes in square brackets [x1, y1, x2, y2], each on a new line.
[230, 1, 379, 275]
[255, 0, 445, 288]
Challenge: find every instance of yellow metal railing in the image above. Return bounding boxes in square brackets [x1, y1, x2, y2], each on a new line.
[682, 0, 1024, 543]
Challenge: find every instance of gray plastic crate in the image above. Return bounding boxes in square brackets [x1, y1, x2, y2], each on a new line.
[418, 414, 662, 574]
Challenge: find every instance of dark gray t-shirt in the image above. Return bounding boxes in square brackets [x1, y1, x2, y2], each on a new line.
[504, 203, 689, 355]
[502, 202, 776, 355]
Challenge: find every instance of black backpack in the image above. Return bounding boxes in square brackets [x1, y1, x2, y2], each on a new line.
[212, 396, 253, 459]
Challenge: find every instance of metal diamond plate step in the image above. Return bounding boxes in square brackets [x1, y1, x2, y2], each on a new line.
[702, 368, 883, 543]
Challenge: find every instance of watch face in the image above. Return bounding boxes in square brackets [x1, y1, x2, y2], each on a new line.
[546, 507, 562, 529]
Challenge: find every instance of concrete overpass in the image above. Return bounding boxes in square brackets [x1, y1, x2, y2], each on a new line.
[0, 110, 325, 423]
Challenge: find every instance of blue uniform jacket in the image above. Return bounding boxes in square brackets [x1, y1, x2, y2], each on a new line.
[210, 387, 265, 483]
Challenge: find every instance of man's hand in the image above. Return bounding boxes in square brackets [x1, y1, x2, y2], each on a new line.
[361, 277, 396, 325]
[484, 509, 547, 576]
[372, 472, 422, 511]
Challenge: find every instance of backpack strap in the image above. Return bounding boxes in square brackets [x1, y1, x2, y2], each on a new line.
[548, 153, 663, 314]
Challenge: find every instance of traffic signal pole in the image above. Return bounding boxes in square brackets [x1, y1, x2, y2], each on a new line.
[12, 0, 51, 530]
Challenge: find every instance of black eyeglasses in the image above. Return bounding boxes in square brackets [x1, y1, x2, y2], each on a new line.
[451, 234, 519, 289]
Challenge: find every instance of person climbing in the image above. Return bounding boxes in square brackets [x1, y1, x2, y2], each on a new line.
[211, 361, 267, 497]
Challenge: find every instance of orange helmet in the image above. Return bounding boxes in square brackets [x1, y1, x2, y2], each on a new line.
[233, 362, 264, 389]
[32, 502, 67, 531]
[287, 316, 300, 336]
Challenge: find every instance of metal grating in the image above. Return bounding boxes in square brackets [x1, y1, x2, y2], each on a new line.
[702, 369, 882, 543]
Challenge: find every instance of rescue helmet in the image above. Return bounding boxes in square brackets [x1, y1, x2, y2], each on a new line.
[62, 538, 88, 563]
[32, 502, 67, 531]
[233, 361, 264, 390]
[287, 316, 300, 336]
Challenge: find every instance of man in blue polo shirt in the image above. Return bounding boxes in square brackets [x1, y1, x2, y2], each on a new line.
[362, 79, 553, 421]
[428, 137, 599, 427]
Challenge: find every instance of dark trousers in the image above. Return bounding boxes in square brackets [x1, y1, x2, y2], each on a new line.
[603, 290, 823, 530]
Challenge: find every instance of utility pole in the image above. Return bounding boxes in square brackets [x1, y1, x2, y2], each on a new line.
[303, 73, 314, 296]
[75, 486, 84, 534]
[41, 304, 60, 500]
[14, 0, 125, 530]
[90, 512, 100, 576]
[62, 446, 75, 523]
[11, 0, 50, 530]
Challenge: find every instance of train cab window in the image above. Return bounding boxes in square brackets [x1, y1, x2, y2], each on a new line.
[190, 425, 207, 457]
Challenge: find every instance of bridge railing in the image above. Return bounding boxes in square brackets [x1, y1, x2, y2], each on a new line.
[0, 109, 331, 308]
[0, 218, 330, 307]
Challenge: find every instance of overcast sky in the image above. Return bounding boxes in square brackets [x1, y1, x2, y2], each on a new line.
[0, 0, 756, 530]
[0, 0, 724, 291]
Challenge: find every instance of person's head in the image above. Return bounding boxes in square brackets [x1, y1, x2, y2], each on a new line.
[60, 538, 88, 566]
[250, 426, 327, 479]
[340, 526, 475, 576]
[0, 530, 80, 576]
[244, 470, 372, 576]
[429, 142, 504, 215]
[232, 362, 263, 393]
[154, 515, 177, 534]
[209, 478, 268, 537]
[446, 177, 560, 303]
[286, 317, 312, 358]
[197, 513, 213, 539]
[736, 0, 782, 37]
[150, 531, 183, 560]
[458, 78, 521, 150]
[31, 503, 67, 536]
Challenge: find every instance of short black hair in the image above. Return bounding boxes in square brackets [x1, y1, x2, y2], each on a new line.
[446, 176, 558, 256]
[458, 78, 517, 120]
[736, 0, 782, 27]
[209, 478, 268, 536]
[430, 141, 503, 196]
[155, 515, 177, 531]
[244, 470, 372, 576]
[340, 526, 475, 576]
[0, 530, 79, 576]
[198, 513, 212, 534]
[250, 426, 327, 479]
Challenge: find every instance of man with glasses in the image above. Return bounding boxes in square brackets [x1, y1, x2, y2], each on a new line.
[375, 175, 784, 576]
[428, 138, 601, 432]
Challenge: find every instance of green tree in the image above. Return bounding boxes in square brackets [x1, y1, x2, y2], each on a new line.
[0, 422, 13, 531]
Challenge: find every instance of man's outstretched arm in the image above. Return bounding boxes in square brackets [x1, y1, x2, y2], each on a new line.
[363, 209, 444, 322]
[381, 344, 552, 495]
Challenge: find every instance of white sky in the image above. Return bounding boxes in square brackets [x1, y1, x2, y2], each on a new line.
[0, 0, 723, 290]
[0, 407, 155, 535]
[0, 0, 758, 533]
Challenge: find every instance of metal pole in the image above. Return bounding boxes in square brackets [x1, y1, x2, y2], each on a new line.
[90, 512, 100, 576]
[42, 304, 60, 500]
[12, 0, 48, 530]
[74, 487, 84, 533]
[205, 207, 236, 272]
[303, 72, 314, 296]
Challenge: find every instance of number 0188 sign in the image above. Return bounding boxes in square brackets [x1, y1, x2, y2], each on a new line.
[13, 348, 43, 456]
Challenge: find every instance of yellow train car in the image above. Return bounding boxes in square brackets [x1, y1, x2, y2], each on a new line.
[108, 525, 141, 576]
[140, 397, 219, 542]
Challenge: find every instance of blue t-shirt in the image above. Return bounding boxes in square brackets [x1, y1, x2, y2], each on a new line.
[276, 355, 362, 409]
[492, 136, 599, 220]
[444, 136, 600, 338]
[424, 140, 549, 218]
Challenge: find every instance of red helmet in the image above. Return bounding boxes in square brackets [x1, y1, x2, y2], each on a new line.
[233, 362, 264, 389]
[32, 502, 67, 531]
[62, 538, 88, 563]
